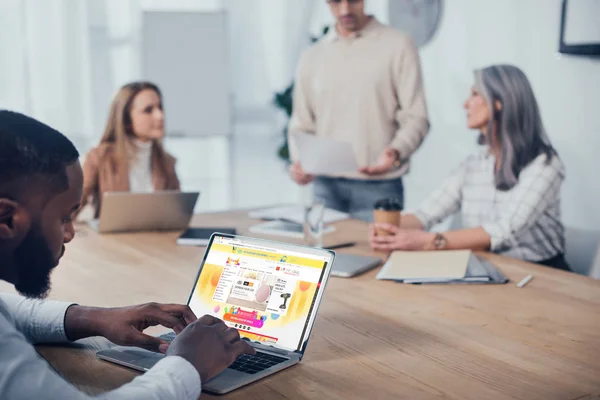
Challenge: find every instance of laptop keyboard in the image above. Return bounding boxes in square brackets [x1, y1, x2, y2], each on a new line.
[159, 332, 288, 374]
[228, 352, 288, 374]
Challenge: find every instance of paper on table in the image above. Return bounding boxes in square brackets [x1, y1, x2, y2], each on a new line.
[293, 132, 359, 175]
[249, 220, 336, 239]
[376, 250, 471, 281]
[248, 205, 349, 225]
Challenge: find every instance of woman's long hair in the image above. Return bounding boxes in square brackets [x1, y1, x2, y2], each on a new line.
[475, 65, 557, 190]
[99, 81, 171, 176]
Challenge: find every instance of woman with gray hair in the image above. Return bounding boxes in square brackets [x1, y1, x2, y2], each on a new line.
[370, 64, 569, 270]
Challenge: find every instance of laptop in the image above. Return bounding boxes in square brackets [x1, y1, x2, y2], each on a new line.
[97, 233, 335, 394]
[330, 253, 382, 278]
[89, 191, 199, 233]
[176, 227, 237, 246]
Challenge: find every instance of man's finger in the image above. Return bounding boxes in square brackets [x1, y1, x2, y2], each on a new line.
[229, 339, 256, 358]
[212, 321, 229, 333]
[146, 308, 188, 333]
[223, 327, 241, 344]
[359, 165, 383, 175]
[368, 165, 388, 175]
[197, 314, 224, 326]
[302, 176, 314, 184]
[157, 304, 198, 325]
[127, 330, 167, 353]
[360, 167, 374, 175]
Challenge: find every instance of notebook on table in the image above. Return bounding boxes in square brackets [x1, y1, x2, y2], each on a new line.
[248, 205, 349, 225]
[249, 220, 335, 239]
[376, 250, 508, 284]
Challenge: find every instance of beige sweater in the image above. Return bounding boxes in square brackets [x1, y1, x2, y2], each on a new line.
[289, 18, 429, 180]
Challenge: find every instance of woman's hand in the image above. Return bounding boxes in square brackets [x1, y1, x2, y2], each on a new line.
[369, 223, 435, 251]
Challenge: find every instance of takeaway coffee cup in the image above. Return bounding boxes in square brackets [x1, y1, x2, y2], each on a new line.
[373, 198, 403, 236]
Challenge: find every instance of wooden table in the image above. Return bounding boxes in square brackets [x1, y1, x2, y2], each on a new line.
[3, 209, 600, 399]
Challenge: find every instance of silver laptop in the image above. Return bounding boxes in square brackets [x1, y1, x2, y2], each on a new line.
[97, 233, 335, 394]
[330, 253, 382, 278]
[89, 191, 199, 233]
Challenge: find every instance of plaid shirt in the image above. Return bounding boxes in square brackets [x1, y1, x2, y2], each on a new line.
[414, 150, 565, 262]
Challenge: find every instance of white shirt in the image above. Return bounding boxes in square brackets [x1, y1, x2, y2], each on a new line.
[129, 140, 154, 193]
[0, 293, 201, 399]
[413, 150, 565, 262]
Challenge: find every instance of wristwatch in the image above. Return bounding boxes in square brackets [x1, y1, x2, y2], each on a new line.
[430, 233, 448, 250]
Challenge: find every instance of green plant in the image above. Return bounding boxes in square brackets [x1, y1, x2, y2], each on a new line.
[274, 83, 295, 161]
[274, 26, 330, 162]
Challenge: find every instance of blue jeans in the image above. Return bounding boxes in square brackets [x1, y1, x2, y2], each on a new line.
[313, 177, 404, 222]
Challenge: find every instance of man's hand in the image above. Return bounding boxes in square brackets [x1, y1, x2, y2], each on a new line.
[359, 147, 400, 176]
[289, 161, 315, 185]
[369, 223, 435, 251]
[167, 315, 256, 382]
[65, 302, 197, 353]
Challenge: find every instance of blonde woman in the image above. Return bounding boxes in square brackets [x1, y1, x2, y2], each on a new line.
[78, 81, 180, 218]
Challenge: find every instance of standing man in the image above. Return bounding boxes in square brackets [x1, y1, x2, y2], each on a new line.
[288, 0, 429, 220]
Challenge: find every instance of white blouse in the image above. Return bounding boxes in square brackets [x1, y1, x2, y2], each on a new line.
[413, 149, 566, 262]
[129, 139, 154, 193]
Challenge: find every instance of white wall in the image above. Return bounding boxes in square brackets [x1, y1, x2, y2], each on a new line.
[404, 0, 600, 231]
[225, 0, 317, 113]
[0, 0, 93, 140]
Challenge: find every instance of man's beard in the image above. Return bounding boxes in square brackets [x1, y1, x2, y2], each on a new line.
[13, 227, 61, 299]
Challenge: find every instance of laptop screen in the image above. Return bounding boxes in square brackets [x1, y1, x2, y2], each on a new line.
[187, 234, 334, 352]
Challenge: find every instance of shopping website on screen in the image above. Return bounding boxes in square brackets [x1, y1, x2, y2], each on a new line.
[188, 236, 329, 351]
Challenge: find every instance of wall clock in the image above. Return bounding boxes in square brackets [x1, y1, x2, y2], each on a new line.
[388, 0, 443, 47]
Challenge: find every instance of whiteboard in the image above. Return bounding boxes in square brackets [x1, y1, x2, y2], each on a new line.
[142, 11, 232, 136]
